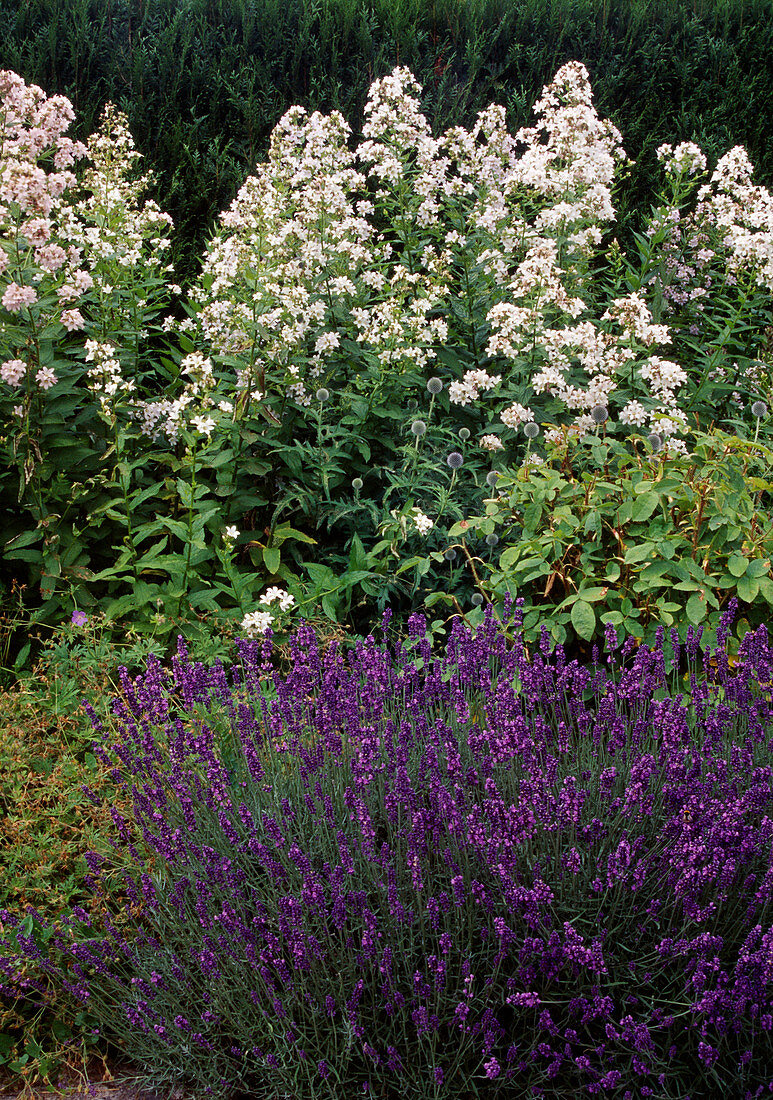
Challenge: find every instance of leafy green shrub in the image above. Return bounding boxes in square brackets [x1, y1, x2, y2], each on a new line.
[447, 423, 773, 656]
[2, 62, 773, 665]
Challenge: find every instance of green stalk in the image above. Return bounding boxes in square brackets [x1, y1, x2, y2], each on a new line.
[178, 440, 197, 617]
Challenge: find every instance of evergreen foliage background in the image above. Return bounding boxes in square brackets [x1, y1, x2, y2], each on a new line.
[1, 0, 771, 285]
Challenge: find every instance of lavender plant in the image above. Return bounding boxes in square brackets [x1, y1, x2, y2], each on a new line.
[1, 599, 773, 1098]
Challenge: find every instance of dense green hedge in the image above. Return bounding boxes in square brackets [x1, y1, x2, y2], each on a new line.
[1, 0, 772, 284]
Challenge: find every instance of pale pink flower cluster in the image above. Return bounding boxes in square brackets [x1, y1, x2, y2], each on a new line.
[36, 366, 57, 390]
[0, 70, 87, 221]
[1, 282, 37, 312]
[0, 358, 25, 386]
[0, 72, 117, 376]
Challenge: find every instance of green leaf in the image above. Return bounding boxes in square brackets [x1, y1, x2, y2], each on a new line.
[571, 600, 596, 640]
[746, 558, 770, 578]
[736, 574, 760, 603]
[271, 523, 317, 546]
[686, 592, 707, 624]
[631, 492, 660, 522]
[263, 547, 281, 574]
[499, 546, 521, 570]
[624, 544, 655, 565]
[757, 576, 773, 605]
[576, 586, 609, 602]
[727, 552, 749, 577]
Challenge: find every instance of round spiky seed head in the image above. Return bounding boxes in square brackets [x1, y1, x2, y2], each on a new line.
[471, 593, 484, 606]
[411, 420, 427, 437]
[647, 431, 663, 449]
[315, 388, 329, 402]
[485, 532, 499, 547]
[444, 548, 457, 561]
[591, 404, 608, 424]
[486, 470, 500, 487]
[523, 422, 539, 439]
[752, 401, 768, 418]
[352, 477, 363, 490]
[427, 377, 443, 394]
[446, 451, 464, 469]
[459, 427, 470, 441]
[407, 398, 419, 411]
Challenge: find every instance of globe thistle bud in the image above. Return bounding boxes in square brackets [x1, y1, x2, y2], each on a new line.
[591, 405, 608, 424]
[471, 593, 484, 606]
[446, 451, 464, 469]
[485, 533, 499, 547]
[408, 398, 419, 411]
[352, 477, 363, 490]
[458, 427, 471, 441]
[647, 431, 663, 450]
[752, 401, 768, 419]
[485, 470, 500, 488]
[444, 548, 457, 561]
[315, 388, 329, 402]
[411, 420, 427, 437]
[523, 422, 539, 439]
[427, 377, 443, 394]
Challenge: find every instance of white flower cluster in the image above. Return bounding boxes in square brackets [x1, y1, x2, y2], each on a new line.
[692, 145, 773, 292]
[656, 142, 707, 178]
[84, 338, 135, 414]
[412, 508, 434, 535]
[448, 368, 502, 407]
[57, 103, 173, 289]
[240, 587, 296, 638]
[88, 62, 773, 458]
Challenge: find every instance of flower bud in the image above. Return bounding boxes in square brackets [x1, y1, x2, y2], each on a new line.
[444, 548, 457, 561]
[591, 405, 608, 424]
[427, 377, 443, 394]
[471, 593, 484, 606]
[752, 401, 768, 419]
[459, 427, 470, 441]
[485, 470, 500, 487]
[352, 477, 363, 490]
[315, 388, 329, 402]
[523, 422, 539, 439]
[446, 451, 463, 469]
[485, 533, 499, 547]
[411, 420, 427, 437]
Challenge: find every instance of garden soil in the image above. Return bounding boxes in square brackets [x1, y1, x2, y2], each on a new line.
[0, 1055, 188, 1100]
